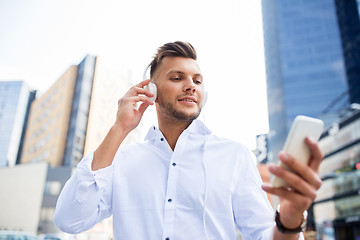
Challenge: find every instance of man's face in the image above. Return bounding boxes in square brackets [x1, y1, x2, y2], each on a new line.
[152, 56, 205, 122]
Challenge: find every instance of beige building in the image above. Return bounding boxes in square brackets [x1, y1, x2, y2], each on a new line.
[83, 58, 131, 154]
[20, 55, 134, 167]
[12, 55, 146, 237]
[21, 66, 78, 167]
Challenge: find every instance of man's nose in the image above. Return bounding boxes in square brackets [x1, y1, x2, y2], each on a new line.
[184, 78, 196, 93]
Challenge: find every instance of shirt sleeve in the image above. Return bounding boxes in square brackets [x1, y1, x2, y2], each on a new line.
[232, 146, 275, 240]
[232, 147, 304, 240]
[54, 152, 114, 234]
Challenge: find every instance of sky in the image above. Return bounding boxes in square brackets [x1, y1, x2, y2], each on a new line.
[0, 0, 269, 150]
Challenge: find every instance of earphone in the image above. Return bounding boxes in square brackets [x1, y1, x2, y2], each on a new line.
[143, 65, 208, 107]
[144, 82, 157, 102]
[143, 65, 158, 102]
[203, 91, 208, 107]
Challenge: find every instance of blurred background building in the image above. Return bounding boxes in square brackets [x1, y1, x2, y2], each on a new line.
[0, 162, 48, 233]
[335, 0, 360, 105]
[315, 108, 360, 239]
[0, 0, 359, 239]
[259, 0, 360, 239]
[0, 81, 36, 167]
[0, 55, 140, 238]
[261, 0, 352, 164]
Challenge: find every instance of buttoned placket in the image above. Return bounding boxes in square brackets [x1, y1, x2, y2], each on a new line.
[161, 130, 190, 240]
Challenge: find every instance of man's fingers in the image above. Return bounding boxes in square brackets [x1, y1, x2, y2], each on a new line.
[305, 137, 323, 171]
[130, 96, 154, 106]
[125, 80, 155, 99]
[262, 184, 312, 209]
[128, 86, 154, 98]
[268, 164, 318, 199]
[135, 79, 151, 88]
[279, 152, 322, 190]
[138, 102, 151, 116]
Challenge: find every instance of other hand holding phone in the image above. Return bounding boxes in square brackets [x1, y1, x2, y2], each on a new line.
[271, 115, 324, 188]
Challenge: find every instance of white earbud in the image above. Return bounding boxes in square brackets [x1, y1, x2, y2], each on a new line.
[202, 91, 208, 107]
[144, 82, 157, 102]
[143, 65, 157, 102]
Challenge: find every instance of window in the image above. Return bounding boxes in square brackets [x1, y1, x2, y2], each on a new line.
[44, 181, 61, 195]
[40, 207, 55, 221]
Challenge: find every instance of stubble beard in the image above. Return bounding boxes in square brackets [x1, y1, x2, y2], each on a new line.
[158, 96, 201, 122]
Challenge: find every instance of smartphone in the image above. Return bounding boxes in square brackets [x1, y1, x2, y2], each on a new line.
[271, 115, 324, 188]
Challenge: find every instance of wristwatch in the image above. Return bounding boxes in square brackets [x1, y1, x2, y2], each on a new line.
[275, 206, 308, 234]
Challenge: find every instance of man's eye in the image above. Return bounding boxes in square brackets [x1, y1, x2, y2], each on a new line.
[171, 77, 181, 80]
[194, 79, 202, 84]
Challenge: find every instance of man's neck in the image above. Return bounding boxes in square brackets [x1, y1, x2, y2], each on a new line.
[158, 118, 193, 151]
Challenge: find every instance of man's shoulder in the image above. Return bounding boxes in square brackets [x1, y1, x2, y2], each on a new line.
[119, 141, 149, 152]
[207, 133, 251, 154]
[208, 133, 246, 146]
[206, 134, 257, 169]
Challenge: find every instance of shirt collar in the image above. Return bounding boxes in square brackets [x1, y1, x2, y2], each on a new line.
[185, 119, 212, 135]
[144, 119, 211, 142]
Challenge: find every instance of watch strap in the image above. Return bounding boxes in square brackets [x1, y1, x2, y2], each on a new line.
[275, 210, 307, 234]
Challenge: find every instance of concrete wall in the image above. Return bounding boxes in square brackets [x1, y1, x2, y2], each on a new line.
[0, 162, 47, 233]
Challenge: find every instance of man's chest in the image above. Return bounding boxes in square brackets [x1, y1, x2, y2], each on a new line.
[112, 144, 238, 212]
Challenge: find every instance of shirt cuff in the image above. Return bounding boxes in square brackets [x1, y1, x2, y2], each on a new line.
[74, 152, 114, 203]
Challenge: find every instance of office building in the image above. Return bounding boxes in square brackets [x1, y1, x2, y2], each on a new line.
[0, 81, 36, 168]
[20, 65, 79, 167]
[17, 55, 134, 235]
[334, 0, 360, 105]
[20, 55, 129, 167]
[314, 108, 360, 239]
[260, 1, 360, 237]
[261, 0, 352, 163]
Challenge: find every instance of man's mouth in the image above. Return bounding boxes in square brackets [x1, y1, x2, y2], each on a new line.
[178, 96, 197, 103]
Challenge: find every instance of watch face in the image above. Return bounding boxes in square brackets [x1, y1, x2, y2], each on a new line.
[300, 221, 307, 232]
[300, 210, 308, 232]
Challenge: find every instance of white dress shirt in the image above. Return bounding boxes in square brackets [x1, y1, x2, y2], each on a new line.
[55, 120, 286, 240]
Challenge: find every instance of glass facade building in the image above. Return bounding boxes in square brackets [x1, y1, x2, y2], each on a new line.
[261, 0, 350, 163]
[334, 0, 360, 105]
[261, 1, 360, 238]
[315, 109, 360, 239]
[63, 55, 97, 167]
[0, 81, 36, 167]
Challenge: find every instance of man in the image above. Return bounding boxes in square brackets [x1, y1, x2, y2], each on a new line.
[54, 41, 323, 239]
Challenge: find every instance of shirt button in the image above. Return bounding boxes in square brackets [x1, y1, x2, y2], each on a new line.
[160, 138, 164, 141]
[165, 238, 170, 240]
[172, 162, 176, 166]
[168, 199, 172, 203]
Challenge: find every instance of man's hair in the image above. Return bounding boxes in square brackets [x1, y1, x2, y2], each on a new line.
[149, 41, 197, 78]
